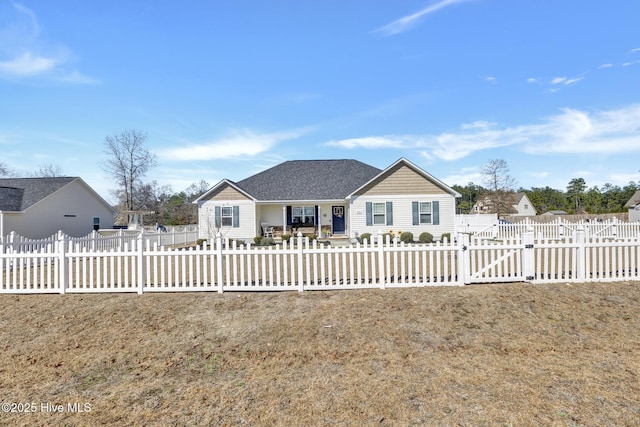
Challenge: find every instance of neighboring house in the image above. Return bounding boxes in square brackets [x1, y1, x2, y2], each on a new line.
[0, 177, 116, 239]
[624, 190, 640, 222]
[195, 158, 461, 242]
[472, 192, 536, 217]
[511, 193, 537, 216]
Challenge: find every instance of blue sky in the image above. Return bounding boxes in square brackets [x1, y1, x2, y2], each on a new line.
[1, 0, 639, 203]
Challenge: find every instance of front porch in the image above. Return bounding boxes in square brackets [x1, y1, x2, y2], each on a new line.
[257, 203, 349, 240]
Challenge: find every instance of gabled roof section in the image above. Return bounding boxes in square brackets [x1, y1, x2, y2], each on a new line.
[194, 179, 255, 203]
[348, 158, 461, 198]
[0, 177, 76, 211]
[0, 177, 116, 213]
[234, 159, 382, 201]
[624, 190, 640, 208]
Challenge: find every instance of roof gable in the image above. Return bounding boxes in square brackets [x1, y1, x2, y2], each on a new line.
[625, 190, 640, 208]
[350, 158, 461, 198]
[0, 177, 76, 211]
[196, 179, 253, 202]
[0, 177, 116, 213]
[235, 159, 382, 201]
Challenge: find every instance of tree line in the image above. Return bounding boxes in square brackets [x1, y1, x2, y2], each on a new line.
[454, 160, 638, 216]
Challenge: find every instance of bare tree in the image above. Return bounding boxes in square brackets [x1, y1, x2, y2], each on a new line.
[34, 164, 65, 177]
[0, 161, 9, 177]
[480, 159, 518, 218]
[100, 129, 157, 216]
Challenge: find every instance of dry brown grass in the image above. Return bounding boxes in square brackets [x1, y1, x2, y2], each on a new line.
[1, 282, 639, 426]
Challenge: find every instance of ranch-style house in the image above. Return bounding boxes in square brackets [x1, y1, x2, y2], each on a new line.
[195, 158, 461, 242]
[0, 177, 116, 239]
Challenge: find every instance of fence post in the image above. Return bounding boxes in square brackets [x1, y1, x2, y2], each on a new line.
[119, 228, 125, 251]
[297, 232, 304, 292]
[8, 231, 16, 254]
[377, 230, 385, 289]
[522, 227, 535, 282]
[574, 226, 586, 282]
[137, 231, 145, 295]
[216, 232, 224, 293]
[57, 230, 67, 294]
[458, 233, 470, 285]
[90, 230, 96, 252]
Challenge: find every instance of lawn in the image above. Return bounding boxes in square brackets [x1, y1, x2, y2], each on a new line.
[1, 282, 639, 426]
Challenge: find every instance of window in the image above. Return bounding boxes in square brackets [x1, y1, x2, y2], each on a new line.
[214, 205, 240, 228]
[366, 202, 393, 226]
[412, 201, 440, 226]
[221, 207, 233, 227]
[372, 202, 386, 225]
[419, 202, 432, 224]
[292, 206, 315, 226]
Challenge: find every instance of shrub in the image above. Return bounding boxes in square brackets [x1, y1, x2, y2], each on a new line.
[303, 233, 316, 242]
[360, 233, 372, 243]
[382, 233, 392, 243]
[419, 232, 433, 243]
[253, 236, 262, 245]
[281, 234, 291, 243]
[400, 231, 414, 244]
[440, 233, 451, 242]
[261, 237, 274, 246]
[196, 238, 207, 247]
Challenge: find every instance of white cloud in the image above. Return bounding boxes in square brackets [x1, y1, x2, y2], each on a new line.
[483, 76, 497, 84]
[598, 63, 614, 69]
[0, 2, 93, 83]
[160, 128, 312, 161]
[325, 136, 408, 149]
[0, 51, 59, 76]
[548, 75, 584, 92]
[374, 0, 470, 36]
[527, 77, 538, 83]
[328, 104, 640, 161]
[629, 48, 640, 54]
[461, 120, 496, 130]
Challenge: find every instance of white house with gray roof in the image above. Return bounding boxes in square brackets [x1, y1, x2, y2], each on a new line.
[625, 190, 640, 222]
[0, 177, 116, 239]
[195, 158, 461, 242]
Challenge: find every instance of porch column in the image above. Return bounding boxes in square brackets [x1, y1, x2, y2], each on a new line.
[317, 205, 321, 237]
[282, 205, 287, 235]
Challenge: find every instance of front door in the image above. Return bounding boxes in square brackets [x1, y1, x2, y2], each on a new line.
[332, 206, 346, 235]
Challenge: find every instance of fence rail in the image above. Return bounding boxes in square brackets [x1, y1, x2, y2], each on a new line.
[1, 226, 199, 254]
[456, 217, 640, 240]
[1, 227, 639, 294]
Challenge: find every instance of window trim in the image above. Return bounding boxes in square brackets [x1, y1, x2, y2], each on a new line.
[419, 201, 432, 225]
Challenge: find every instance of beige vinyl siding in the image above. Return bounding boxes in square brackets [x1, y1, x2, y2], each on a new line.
[354, 164, 448, 196]
[3, 180, 115, 239]
[205, 184, 251, 201]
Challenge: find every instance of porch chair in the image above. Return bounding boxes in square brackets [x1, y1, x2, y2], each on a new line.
[261, 223, 274, 238]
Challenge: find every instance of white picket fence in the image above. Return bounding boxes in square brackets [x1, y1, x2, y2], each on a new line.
[1, 226, 199, 254]
[1, 228, 639, 294]
[457, 217, 640, 240]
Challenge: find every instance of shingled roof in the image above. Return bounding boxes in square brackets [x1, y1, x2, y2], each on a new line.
[0, 177, 77, 211]
[234, 159, 382, 201]
[624, 190, 640, 208]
